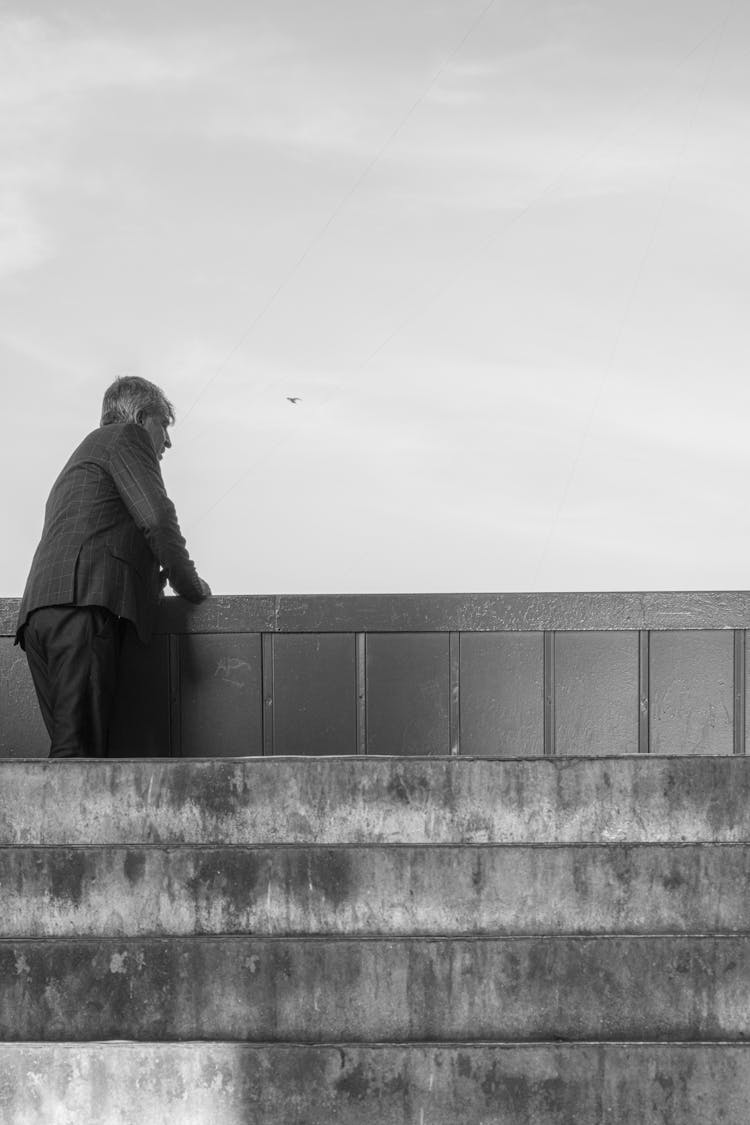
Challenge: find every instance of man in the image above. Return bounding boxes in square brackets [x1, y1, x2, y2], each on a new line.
[15, 376, 211, 758]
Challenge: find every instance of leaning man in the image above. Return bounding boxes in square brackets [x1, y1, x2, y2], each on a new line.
[15, 376, 211, 759]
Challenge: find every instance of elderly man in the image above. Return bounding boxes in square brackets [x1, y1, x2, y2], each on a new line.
[15, 376, 211, 759]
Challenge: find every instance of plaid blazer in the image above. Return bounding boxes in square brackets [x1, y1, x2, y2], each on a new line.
[16, 422, 205, 646]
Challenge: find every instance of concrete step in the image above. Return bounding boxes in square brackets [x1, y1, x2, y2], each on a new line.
[3, 842, 750, 938]
[2, 756, 750, 845]
[1, 1042, 748, 1124]
[4, 935, 750, 1042]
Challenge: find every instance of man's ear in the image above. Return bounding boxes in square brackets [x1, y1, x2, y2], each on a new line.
[135, 410, 145, 425]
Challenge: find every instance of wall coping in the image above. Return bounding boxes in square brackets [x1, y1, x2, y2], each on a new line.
[3, 591, 750, 634]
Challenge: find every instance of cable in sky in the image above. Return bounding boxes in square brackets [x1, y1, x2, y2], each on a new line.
[188, 6, 733, 533]
[531, 0, 735, 585]
[193, 0, 731, 450]
[180, 0, 499, 426]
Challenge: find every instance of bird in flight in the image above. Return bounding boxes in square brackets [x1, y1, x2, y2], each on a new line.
[286, 397, 301, 404]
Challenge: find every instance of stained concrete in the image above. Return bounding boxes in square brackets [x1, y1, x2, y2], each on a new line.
[2, 754, 749, 1118]
[6, 589, 750, 635]
[1, 756, 749, 845]
[3, 842, 750, 937]
[1, 1042, 750, 1125]
[3, 935, 750, 1041]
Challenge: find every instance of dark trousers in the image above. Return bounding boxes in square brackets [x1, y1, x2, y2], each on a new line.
[24, 606, 124, 759]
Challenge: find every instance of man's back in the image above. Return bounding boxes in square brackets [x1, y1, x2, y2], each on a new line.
[17, 376, 210, 758]
[18, 421, 204, 647]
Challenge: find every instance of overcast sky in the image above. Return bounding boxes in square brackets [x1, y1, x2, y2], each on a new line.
[2, 0, 748, 596]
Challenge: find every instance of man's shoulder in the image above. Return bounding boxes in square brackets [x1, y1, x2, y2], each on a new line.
[74, 422, 151, 458]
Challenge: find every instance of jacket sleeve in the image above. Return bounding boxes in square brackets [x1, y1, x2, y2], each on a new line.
[107, 424, 207, 602]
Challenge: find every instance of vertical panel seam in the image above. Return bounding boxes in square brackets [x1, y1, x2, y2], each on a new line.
[734, 629, 746, 756]
[639, 630, 650, 755]
[543, 631, 555, 757]
[449, 632, 460, 756]
[261, 633, 274, 758]
[356, 632, 367, 756]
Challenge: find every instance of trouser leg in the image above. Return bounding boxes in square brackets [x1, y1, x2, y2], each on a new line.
[23, 618, 55, 740]
[24, 606, 124, 759]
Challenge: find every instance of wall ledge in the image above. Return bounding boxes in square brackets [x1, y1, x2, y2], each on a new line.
[3, 590, 750, 635]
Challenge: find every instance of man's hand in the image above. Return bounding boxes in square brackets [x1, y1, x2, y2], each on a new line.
[198, 578, 212, 599]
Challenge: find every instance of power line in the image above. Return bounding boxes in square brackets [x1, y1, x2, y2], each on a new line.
[180, 0, 500, 427]
[531, 0, 735, 585]
[188, 10, 732, 533]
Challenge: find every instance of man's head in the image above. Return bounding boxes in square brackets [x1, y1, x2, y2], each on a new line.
[100, 376, 175, 460]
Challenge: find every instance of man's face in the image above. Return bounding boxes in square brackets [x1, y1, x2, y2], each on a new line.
[141, 412, 172, 460]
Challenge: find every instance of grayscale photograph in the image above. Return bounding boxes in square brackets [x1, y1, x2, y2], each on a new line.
[0, 1, 748, 1122]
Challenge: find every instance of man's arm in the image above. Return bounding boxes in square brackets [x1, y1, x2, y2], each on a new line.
[108, 424, 209, 602]
[159, 569, 211, 599]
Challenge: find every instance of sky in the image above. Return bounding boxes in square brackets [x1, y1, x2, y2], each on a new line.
[2, 0, 749, 596]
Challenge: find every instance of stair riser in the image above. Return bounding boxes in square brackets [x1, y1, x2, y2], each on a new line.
[2, 757, 749, 844]
[3, 844, 750, 937]
[3, 936, 750, 1041]
[0, 1042, 748, 1125]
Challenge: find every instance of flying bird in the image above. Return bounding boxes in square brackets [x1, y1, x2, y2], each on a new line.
[286, 397, 301, 404]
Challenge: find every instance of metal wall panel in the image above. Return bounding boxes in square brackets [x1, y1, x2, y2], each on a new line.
[0, 638, 48, 758]
[555, 632, 638, 756]
[459, 633, 543, 757]
[272, 634, 356, 756]
[650, 631, 733, 756]
[179, 633, 262, 758]
[366, 634, 450, 756]
[109, 631, 170, 757]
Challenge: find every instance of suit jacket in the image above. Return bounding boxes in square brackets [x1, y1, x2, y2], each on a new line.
[16, 422, 204, 647]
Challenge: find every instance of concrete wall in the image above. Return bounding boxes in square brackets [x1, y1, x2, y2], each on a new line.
[2, 591, 749, 758]
[4, 754, 750, 1122]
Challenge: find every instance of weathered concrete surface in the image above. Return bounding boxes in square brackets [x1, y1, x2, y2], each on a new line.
[3, 843, 750, 938]
[1, 1042, 750, 1125]
[5, 590, 750, 635]
[2, 757, 750, 845]
[3, 936, 750, 1041]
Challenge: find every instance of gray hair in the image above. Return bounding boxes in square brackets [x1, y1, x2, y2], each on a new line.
[100, 376, 175, 427]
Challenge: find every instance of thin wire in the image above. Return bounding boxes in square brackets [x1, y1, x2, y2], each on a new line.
[180, 0, 500, 427]
[192, 5, 724, 441]
[531, 0, 734, 586]
[188, 11, 731, 533]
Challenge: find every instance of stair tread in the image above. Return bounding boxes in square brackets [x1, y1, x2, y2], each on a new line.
[3, 841, 750, 937]
[4, 934, 750, 1042]
[2, 1041, 750, 1124]
[2, 756, 750, 844]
